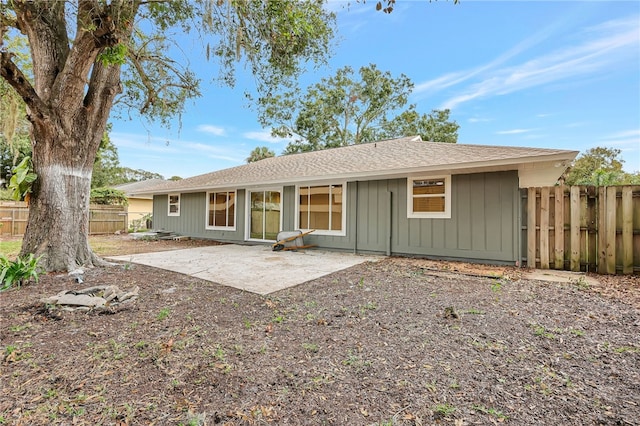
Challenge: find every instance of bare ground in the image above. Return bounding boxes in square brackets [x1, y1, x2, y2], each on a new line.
[1, 235, 639, 425]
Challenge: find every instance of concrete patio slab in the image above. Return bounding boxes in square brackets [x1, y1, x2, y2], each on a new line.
[108, 244, 380, 295]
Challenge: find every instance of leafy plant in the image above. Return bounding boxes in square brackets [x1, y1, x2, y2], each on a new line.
[8, 156, 37, 202]
[0, 253, 43, 290]
[90, 187, 128, 206]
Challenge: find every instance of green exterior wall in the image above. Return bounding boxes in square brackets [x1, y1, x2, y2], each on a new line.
[153, 190, 246, 242]
[152, 171, 520, 263]
[378, 171, 519, 262]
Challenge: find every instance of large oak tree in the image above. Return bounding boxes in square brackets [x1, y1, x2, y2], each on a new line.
[1, 0, 335, 271]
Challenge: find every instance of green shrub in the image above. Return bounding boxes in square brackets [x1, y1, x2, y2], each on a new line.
[90, 187, 128, 206]
[0, 253, 43, 291]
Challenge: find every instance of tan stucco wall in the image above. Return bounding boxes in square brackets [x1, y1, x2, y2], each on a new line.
[127, 197, 153, 228]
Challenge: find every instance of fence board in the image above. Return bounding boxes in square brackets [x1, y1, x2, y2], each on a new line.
[539, 187, 550, 269]
[598, 187, 607, 272]
[621, 187, 633, 274]
[605, 187, 617, 274]
[527, 187, 536, 268]
[554, 186, 564, 269]
[0, 202, 126, 236]
[570, 187, 581, 272]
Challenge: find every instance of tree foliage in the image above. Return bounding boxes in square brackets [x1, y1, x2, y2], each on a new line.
[0, 35, 30, 183]
[246, 146, 276, 163]
[564, 147, 639, 186]
[89, 187, 128, 206]
[258, 64, 458, 154]
[91, 127, 122, 188]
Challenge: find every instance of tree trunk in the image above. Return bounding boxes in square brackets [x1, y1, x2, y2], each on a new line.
[20, 120, 107, 271]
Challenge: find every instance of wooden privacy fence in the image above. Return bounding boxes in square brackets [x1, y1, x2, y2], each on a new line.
[523, 185, 640, 275]
[0, 201, 127, 237]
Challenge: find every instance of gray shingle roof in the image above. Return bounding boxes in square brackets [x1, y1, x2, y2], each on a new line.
[114, 179, 166, 195]
[135, 136, 577, 194]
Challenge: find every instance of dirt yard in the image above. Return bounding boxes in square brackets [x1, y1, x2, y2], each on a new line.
[1, 235, 639, 425]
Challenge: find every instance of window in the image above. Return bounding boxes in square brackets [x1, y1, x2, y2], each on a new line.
[297, 184, 345, 235]
[168, 194, 180, 216]
[206, 191, 236, 229]
[407, 176, 451, 218]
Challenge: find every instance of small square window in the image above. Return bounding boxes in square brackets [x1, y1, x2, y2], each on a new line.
[407, 176, 451, 218]
[168, 194, 180, 216]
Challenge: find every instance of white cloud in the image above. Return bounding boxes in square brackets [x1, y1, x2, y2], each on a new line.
[197, 125, 226, 136]
[496, 129, 536, 135]
[422, 15, 639, 110]
[468, 117, 492, 123]
[182, 142, 244, 163]
[415, 13, 566, 98]
[243, 130, 292, 144]
[110, 132, 181, 153]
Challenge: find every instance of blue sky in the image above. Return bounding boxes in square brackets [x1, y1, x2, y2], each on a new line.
[111, 1, 640, 179]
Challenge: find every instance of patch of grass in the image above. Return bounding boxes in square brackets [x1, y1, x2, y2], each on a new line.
[342, 350, 372, 370]
[569, 328, 585, 337]
[0, 240, 22, 259]
[433, 403, 456, 417]
[424, 380, 437, 393]
[9, 323, 31, 333]
[359, 301, 377, 313]
[472, 404, 508, 420]
[572, 276, 591, 290]
[614, 345, 638, 354]
[302, 343, 319, 353]
[464, 308, 485, 315]
[157, 308, 170, 320]
[532, 324, 555, 339]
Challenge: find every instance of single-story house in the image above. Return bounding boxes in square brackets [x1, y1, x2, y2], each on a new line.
[114, 179, 165, 228]
[132, 136, 577, 265]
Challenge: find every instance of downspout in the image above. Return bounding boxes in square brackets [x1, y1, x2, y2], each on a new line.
[387, 190, 392, 256]
[354, 181, 359, 254]
[517, 186, 523, 268]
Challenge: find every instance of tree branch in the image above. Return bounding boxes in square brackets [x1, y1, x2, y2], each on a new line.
[0, 52, 49, 121]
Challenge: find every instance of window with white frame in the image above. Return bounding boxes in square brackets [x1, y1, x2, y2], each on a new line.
[168, 194, 180, 216]
[297, 184, 345, 234]
[407, 176, 451, 218]
[206, 191, 236, 229]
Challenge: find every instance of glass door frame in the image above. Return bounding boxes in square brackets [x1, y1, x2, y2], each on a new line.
[245, 188, 283, 242]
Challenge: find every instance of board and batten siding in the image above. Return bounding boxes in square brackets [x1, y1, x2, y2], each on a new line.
[152, 171, 519, 263]
[153, 191, 246, 242]
[353, 171, 520, 262]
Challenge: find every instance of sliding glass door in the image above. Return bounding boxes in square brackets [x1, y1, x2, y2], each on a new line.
[249, 190, 281, 241]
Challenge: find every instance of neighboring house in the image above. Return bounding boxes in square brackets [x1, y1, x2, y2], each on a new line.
[131, 136, 577, 265]
[114, 179, 165, 229]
